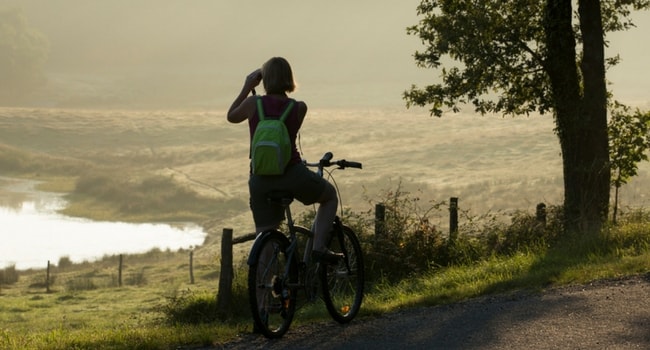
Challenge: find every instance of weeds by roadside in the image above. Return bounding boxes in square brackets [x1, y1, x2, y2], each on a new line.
[348, 187, 564, 283]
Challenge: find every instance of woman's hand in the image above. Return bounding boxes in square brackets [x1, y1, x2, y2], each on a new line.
[244, 69, 262, 94]
[227, 69, 262, 123]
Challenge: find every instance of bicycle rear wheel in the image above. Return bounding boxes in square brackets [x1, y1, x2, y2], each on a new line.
[248, 231, 297, 338]
[320, 223, 364, 323]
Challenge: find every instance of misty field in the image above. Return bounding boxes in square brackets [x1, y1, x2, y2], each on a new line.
[2, 106, 649, 233]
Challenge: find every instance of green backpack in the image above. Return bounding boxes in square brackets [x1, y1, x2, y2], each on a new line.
[251, 97, 295, 175]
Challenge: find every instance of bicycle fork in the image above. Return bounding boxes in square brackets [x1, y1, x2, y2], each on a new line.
[332, 217, 353, 275]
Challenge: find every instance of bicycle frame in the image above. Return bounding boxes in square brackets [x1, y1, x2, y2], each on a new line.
[247, 152, 364, 338]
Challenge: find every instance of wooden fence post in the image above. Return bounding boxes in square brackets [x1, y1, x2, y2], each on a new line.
[375, 203, 385, 236]
[46, 260, 51, 293]
[118, 254, 123, 287]
[449, 197, 458, 241]
[189, 250, 195, 284]
[216, 228, 234, 315]
[536, 202, 547, 227]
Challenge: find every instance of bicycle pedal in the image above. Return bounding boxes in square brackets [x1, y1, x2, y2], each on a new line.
[271, 275, 283, 298]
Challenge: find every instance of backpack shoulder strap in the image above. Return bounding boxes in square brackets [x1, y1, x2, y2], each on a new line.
[279, 100, 295, 122]
[256, 97, 295, 122]
[256, 96, 266, 121]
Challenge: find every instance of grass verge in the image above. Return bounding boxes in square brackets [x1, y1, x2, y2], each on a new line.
[1, 210, 648, 349]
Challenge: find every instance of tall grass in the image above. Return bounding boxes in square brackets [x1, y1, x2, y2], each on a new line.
[0, 323, 239, 350]
[345, 186, 564, 283]
[0, 144, 88, 177]
[62, 171, 247, 223]
[0, 265, 19, 285]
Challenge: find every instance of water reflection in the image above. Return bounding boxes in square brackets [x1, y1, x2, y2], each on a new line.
[0, 177, 206, 270]
[0, 177, 51, 210]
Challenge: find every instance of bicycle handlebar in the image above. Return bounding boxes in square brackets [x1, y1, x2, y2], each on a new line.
[304, 152, 362, 176]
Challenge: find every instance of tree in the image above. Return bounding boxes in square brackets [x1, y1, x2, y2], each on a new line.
[608, 103, 650, 223]
[0, 8, 49, 105]
[404, 0, 649, 235]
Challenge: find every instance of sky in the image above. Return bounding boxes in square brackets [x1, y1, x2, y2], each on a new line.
[2, 0, 649, 110]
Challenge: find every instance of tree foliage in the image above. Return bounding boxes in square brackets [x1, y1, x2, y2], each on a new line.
[405, 0, 549, 117]
[609, 103, 650, 222]
[0, 8, 49, 104]
[405, 0, 648, 118]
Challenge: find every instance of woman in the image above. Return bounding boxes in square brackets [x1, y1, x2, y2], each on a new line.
[227, 57, 342, 264]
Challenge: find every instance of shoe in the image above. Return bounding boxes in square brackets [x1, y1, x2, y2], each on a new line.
[312, 249, 344, 265]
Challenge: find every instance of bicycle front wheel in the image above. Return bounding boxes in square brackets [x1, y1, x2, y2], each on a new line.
[320, 224, 364, 323]
[248, 231, 297, 338]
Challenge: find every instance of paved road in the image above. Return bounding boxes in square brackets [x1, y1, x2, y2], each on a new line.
[213, 273, 650, 349]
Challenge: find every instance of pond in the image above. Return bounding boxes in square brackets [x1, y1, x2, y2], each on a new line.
[0, 177, 206, 270]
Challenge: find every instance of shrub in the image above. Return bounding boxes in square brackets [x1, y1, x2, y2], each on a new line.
[157, 268, 249, 324]
[28, 274, 53, 289]
[485, 204, 564, 255]
[157, 289, 219, 324]
[357, 185, 566, 284]
[359, 186, 451, 282]
[66, 277, 97, 291]
[57, 256, 73, 270]
[602, 208, 650, 255]
[0, 265, 19, 285]
[125, 268, 147, 286]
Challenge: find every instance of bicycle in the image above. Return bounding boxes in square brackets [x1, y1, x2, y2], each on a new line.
[247, 152, 365, 338]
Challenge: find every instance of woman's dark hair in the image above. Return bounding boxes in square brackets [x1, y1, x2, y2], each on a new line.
[261, 57, 296, 94]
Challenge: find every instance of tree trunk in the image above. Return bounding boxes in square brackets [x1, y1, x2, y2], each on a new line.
[613, 184, 620, 224]
[544, 0, 610, 236]
[577, 0, 610, 233]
